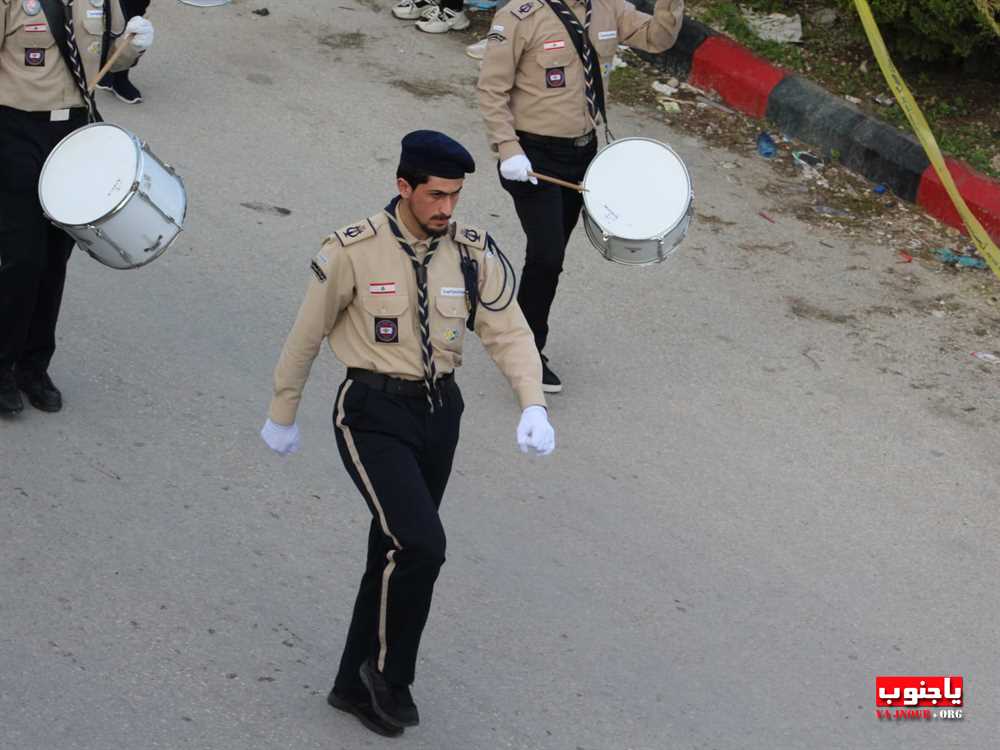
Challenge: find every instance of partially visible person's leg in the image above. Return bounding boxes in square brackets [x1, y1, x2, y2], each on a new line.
[99, 0, 152, 103]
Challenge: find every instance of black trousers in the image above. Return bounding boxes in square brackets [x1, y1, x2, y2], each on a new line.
[332, 376, 463, 689]
[499, 132, 597, 353]
[121, 0, 151, 17]
[0, 106, 88, 373]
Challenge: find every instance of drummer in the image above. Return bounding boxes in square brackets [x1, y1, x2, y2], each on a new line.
[477, 0, 683, 392]
[0, 0, 154, 416]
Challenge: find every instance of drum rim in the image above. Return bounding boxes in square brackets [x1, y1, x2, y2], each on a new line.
[582, 136, 693, 242]
[38, 122, 144, 229]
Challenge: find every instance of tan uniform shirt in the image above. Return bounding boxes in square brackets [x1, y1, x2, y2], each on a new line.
[477, 0, 684, 160]
[269, 207, 546, 425]
[0, 0, 140, 112]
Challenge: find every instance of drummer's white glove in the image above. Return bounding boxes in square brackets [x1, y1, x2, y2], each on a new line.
[126, 17, 155, 51]
[500, 154, 538, 185]
[516, 405, 555, 456]
[261, 418, 301, 456]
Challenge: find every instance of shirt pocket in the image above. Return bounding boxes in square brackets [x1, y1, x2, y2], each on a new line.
[433, 293, 468, 352]
[359, 293, 411, 343]
[81, 9, 107, 37]
[531, 47, 576, 90]
[14, 23, 57, 51]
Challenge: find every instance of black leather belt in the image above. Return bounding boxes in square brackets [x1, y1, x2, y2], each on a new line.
[346, 368, 455, 398]
[517, 129, 596, 148]
[0, 105, 89, 122]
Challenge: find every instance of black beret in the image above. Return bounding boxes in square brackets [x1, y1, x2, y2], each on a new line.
[399, 130, 475, 179]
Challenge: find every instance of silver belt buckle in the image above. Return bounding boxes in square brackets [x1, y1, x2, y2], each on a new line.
[49, 109, 70, 122]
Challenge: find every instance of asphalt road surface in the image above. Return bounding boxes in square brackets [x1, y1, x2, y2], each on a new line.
[2, 1, 997, 748]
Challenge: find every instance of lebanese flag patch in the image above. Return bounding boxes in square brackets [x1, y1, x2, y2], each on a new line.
[25, 23, 48, 32]
[369, 281, 397, 295]
[543, 39, 566, 51]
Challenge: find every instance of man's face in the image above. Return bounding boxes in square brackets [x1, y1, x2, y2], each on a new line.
[398, 176, 464, 237]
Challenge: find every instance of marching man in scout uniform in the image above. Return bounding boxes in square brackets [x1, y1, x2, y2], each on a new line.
[260, 131, 556, 737]
[0, 0, 154, 415]
[477, 0, 683, 392]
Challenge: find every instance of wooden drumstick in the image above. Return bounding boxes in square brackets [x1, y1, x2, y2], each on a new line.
[87, 33, 136, 94]
[528, 171, 587, 192]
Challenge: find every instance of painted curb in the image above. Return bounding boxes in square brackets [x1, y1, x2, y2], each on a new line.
[628, 7, 1000, 243]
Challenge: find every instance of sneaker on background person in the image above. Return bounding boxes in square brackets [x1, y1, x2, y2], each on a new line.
[392, 0, 438, 20]
[465, 38, 488, 59]
[416, 5, 470, 32]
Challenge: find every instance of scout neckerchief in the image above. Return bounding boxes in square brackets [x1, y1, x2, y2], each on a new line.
[38, 0, 100, 122]
[542, 0, 613, 141]
[384, 196, 441, 412]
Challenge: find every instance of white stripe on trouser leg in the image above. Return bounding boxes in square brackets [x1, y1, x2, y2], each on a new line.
[335, 380, 402, 674]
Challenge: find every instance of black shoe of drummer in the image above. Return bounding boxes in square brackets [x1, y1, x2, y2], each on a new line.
[327, 686, 405, 738]
[541, 355, 562, 393]
[359, 658, 420, 728]
[0, 369, 23, 416]
[15, 369, 62, 413]
[110, 71, 143, 104]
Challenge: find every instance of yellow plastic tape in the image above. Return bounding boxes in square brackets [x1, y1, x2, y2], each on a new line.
[854, 0, 1000, 279]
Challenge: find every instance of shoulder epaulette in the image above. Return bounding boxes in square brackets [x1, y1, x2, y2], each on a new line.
[452, 222, 488, 251]
[510, 0, 542, 20]
[332, 217, 379, 247]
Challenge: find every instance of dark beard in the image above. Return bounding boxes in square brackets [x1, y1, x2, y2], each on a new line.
[419, 220, 450, 238]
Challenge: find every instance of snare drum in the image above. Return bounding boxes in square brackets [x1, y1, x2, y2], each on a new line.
[581, 137, 693, 266]
[38, 123, 187, 270]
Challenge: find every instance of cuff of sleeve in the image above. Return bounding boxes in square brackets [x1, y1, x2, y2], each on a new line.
[268, 398, 298, 427]
[498, 140, 525, 161]
[515, 383, 546, 411]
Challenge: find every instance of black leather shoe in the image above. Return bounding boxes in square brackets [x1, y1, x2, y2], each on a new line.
[541, 355, 562, 393]
[359, 658, 420, 727]
[15, 370, 62, 413]
[327, 686, 404, 738]
[0, 370, 23, 416]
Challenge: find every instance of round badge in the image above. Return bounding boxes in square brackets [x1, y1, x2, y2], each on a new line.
[90, 0, 104, 6]
[22, 0, 42, 17]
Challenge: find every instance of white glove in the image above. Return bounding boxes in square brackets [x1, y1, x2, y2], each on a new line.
[516, 405, 555, 456]
[126, 17, 154, 51]
[500, 154, 538, 185]
[260, 419, 301, 456]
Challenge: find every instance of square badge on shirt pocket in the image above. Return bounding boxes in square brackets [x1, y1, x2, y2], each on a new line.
[24, 48, 45, 66]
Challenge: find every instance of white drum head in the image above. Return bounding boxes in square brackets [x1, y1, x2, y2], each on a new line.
[39, 124, 141, 227]
[583, 138, 691, 240]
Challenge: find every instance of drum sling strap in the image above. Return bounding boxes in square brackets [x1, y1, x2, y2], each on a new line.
[38, 0, 102, 122]
[542, 0, 613, 141]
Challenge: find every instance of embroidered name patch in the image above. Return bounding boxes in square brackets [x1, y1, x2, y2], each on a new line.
[440, 287, 465, 298]
[374, 318, 399, 344]
[25, 48, 45, 66]
[543, 39, 566, 51]
[369, 282, 396, 295]
[598, 30, 617, 40]
[545, 67, 566, 88]
[86, 8, 104, 17]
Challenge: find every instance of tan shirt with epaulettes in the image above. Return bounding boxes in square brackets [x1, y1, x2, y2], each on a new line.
[269, 207, 546, 426]
[477, 0, 684, 160]
[0, 0, 140, 112]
